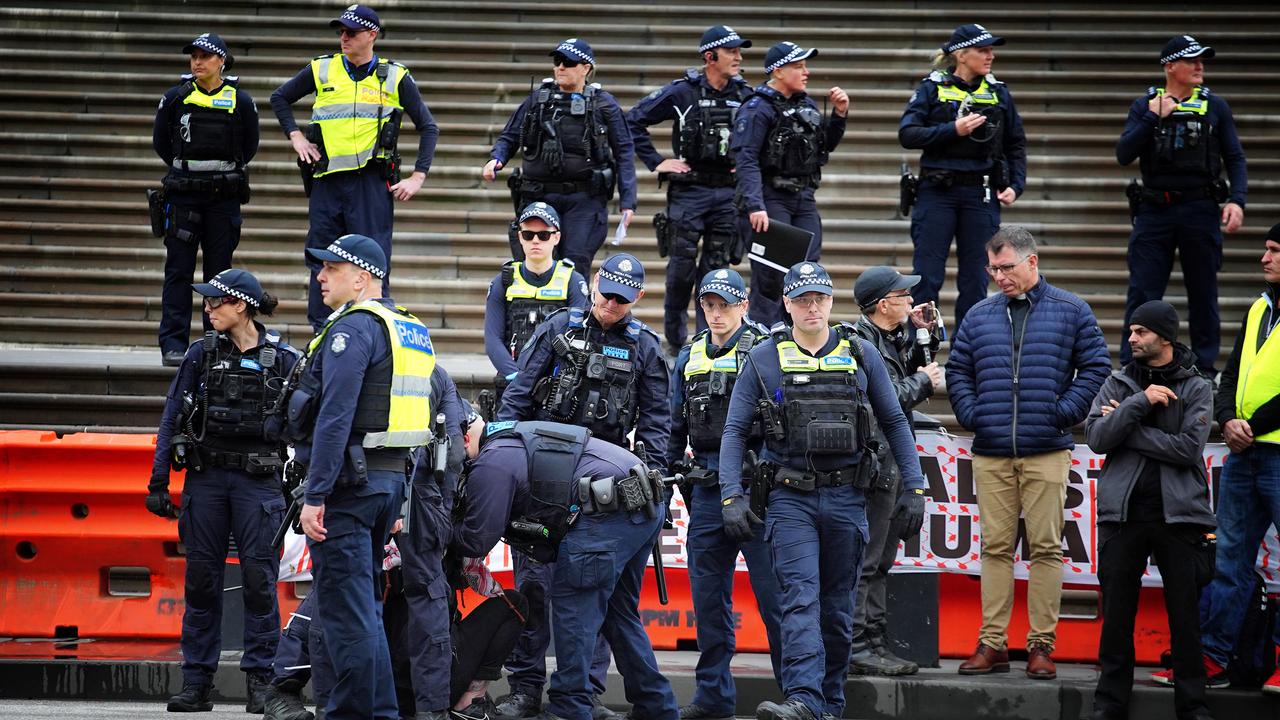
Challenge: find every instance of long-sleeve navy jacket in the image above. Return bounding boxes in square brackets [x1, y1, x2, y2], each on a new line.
[730, 83, 847, 213]
[1115, 86, 1247, 206]
[270, 55, 438, 175]
[496, 307, 670, 469]
[450, 434, 642, 558]
[483, 263, 590, 378]
[489, 86, 639, 210]
[716, 327, 926, 504]
[898, 71, 1027, 196]
[153, 79, 259, 169]
[625, 70, 751, 172]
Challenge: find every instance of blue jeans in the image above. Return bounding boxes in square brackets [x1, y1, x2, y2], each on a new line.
[1200, 443, 1280, 665]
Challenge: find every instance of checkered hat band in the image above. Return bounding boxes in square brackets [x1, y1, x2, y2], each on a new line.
[191, 37, 226, 58]
[599, 268, 642, 290]
[1162, 45, 1205, 64]
[522, 208, 558, 227]
[327, 243, 386, 278]
[700, 282, 746, 300]
[556, 43, 593, 64]
[783, 276, 832, 294]
[945, 32, 994, 53]
[340, 11, 378, 31]
[699, 33, 742, 53]
[766, 47, 807, 73]
[210, 278, 258, 307]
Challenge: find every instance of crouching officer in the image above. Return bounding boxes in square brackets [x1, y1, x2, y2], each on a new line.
[283, 233, 436, 720]
[625, 25, 753, 352]
[667, 268, 783, 720]
[717, 262, 926, 720]
[452, 420, 679, 720]
[152, 33, 259, 366]
[148, 268, 298, 712]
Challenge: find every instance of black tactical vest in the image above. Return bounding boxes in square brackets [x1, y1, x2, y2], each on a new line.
[761, 92, 825, 183]
[534, 309, 640, 445]
[170, 79, 244, 165]
[674, 72, 750, 171]
[197, 331, 288, 452]
[520, 81, 614, 181]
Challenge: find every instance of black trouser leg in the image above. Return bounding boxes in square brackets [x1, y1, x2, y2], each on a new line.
[1151, 525, 1210, 720]
[1093, 522, 1148, 719]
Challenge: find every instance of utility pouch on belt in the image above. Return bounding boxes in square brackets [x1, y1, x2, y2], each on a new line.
[615, 470, 652, 512]
[772, 465, 816, 492]
[1126, 178, 1141, 224]
[343, 445, 369, 487]
[146, 189, 166, 238]
[506, 168, 525, 213]
[653, 211, 671, 258]
[898, 164, 917, 217]
[854, 442, 882, 491]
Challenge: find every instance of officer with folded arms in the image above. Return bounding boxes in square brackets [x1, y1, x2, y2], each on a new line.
[717, 262, 926, 720]
[148, 268, 298, 713]
[666, 268, 783, 720]
[153, 33, 259, 366]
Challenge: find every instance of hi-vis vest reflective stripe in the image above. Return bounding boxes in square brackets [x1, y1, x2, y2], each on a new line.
[1156, 86, 1209, 116]
[1235, 296, 1280, 444]
[683, 336, 741, 379]
[775, 334, 858, 373]
[506, 261, 574, 302]
[310, 54, 404, 177]
[309, 299, 435, 448]
[936, 78, 999, 106]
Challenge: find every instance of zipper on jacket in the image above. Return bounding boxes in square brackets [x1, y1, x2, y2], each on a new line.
[1008, 297, 1032, 457]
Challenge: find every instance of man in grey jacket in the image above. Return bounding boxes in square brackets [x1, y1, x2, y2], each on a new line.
[1085, 300, 1216, 720]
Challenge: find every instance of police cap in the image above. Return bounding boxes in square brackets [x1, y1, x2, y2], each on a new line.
[699, 26, 751, 54]
[783, 262, 833, 299]
[763, 42, 817, 74]
[597, 253, 645, 303]
[183, 33, 234, 70]
[192, 268, 263, 308]
[698, 268, 748, 303]
[518, 202, 561, 230]
[1160, 35, 1215, 65]
[941, 24, 1005, 55]
[551, 38, 595, 66]
[330, 4, 381, 34]
[305, 234, 388, 279]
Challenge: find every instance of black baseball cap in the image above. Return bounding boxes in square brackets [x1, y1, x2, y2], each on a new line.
[855, 266, 921, 309]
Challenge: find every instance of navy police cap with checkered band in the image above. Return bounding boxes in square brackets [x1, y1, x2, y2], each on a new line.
[763, 42, 818, 74]
[1160, 35, 1215, 65]
[698, 268, 748, 303]
[330, 4, 381, 33]
[192, 268, 264, 307]
[306, 234, 388, 279]
[941, 24, 1005, 55]
[550, 38, 595, 66]
[783, 261, 834, 298]
[518, 202, 561, 230]
[597, 253, 645, 303]
[183, 33, 234, 70]
[699, 26, 752, 54]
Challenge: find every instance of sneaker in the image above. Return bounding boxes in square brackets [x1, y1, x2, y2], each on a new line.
[453, 695, 498, 720]
[1150, 654, 1228, 689]
[678, 704, 733, 720]
[1263, 668, 1280, 695]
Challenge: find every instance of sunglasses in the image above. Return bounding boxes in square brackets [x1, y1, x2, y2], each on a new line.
[336, 28, 370, 38]
[600, 292, 632, 305]
[203, 296, 237, 309]
[519, 229, 557, 242]
[552, 55, 583, 69]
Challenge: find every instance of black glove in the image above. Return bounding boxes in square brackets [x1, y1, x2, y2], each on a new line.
[721, 495, 762, 542]
[894, 488, 926, 539]
[145, 476, 179, 519]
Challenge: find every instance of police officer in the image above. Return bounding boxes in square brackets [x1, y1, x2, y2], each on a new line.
[147, 268, 298, 712]
[626, 25, 753, 352]
[846, 267, 942, 677]
[153, 33, 259, 366]
[270, 4, 439, 331]
[484, 202, 590, 403]
[285, 233, 436, 720]
[717, 262, 926, 720]
[666, 268, 783, 720]
[1117, 35, 1247, 374]
[731, 43, 847, 328]
[899, 23, 1026, 331]
[482, 38, 638, 273]
[452, 420, 679, 720]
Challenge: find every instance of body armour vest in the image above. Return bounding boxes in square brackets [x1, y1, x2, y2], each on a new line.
[767, 326, 867, 460]
[309, 54, 405, 177]
[520, 80, 614, 181]
[171, 78, 244, 171]
[1236, 295, 1280, 444]
[485, 420, 590, 561]
[1141, 86, 1221, 183]
[196, 330, 288, 451]
[760, 92, 825, 183]
[535, 308, 640, 445]
[682, 327, 761, 454]
[673, 71, 750, 172]
[927, 70, 1004, 163]
[504, 260, 576, 360]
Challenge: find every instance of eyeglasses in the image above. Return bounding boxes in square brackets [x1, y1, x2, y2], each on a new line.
[519, 229, 556, 242]
[788, 295, 831, 308]
[552, 56, 583, 69]
[881, 290, 912, 302]
[203, 296, 236, 309]
[985, 255, 1032, 277]
[699, 298, 743, 311]
[600, 292, 632, 305]
[336, 28, 369, 38]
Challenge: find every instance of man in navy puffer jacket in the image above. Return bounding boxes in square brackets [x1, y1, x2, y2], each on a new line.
[945, 225, 1110, 681]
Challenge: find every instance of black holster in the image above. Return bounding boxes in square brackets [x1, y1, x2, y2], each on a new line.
[146, 188, 166, 238]
[653, 211, 671, 258]
[899, 171, 918, 217]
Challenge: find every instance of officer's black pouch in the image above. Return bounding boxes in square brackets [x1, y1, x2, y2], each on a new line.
[146, 189, 166, 238]
[773, 465, 816, 492]
[805, 420, 855, 455]
[898, 168, 917, 217]
[1212, 179, 1230, 204]
[245, 454, 284, 476]
[1125, 178, 1142, 225]
[506, 168, 525, 213]
[343, 444, 369, 487]
[748, 458, 770, 522]
[653, 211, 670, 258]
[590, 167, 616, 199]
[758, 399, 786, 443]
[853, 442, 882, 491]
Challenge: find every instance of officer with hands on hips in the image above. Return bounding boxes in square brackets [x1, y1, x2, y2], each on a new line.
[731, 43, 847, 328]
[482, 38, 638, 273]
[666, 268, 783, 720]
[899, 23, 1026, 331]
[717, 262, 927, 720]
[452, 419, 680, 720]
[153, 33, 259, 366]
[1117, 34, 1247, 374]
[484, 202, 590, 402]
[270, 4, 439, 331]
[625, 25, 753, 353]
[846, 266, 942, 677]
[283, 232, 436, 720]
[148, 268, 297, 713]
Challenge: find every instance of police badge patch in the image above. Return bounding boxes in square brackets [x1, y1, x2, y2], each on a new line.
[330, 332, 349, 354]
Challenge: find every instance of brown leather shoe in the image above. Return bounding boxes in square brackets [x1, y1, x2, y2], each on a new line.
[958, 643, 1010, 675]
[1026, 644, 1057, 679]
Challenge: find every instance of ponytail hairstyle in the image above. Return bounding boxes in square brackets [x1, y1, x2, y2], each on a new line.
[931, 48, 957, 72]
[248, 291, 279, 318]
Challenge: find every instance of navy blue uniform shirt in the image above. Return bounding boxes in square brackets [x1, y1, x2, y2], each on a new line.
[1115, 87, 1247, 206]
[497, 308, 671, 469]
[483, 264, 590, 378]
[625, 70, 750, 172]
[730, 84, 847, 213]
[153, 80, 260, 168]
[270, 55, 439, 175]
[898, 72, 1027, 195]
[717, 328, 926, 504]
[451, 435, 643, 558]
[489, 87, 638, 210]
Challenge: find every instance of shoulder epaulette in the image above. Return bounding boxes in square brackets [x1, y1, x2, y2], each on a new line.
[927, 70, 949, 84]
[559, 258, 576, 269]
[565, 306, 586, 327]
[627, 318, 660, 343]
[984, 72, 1003, 85]
[683, 68, 701, 84]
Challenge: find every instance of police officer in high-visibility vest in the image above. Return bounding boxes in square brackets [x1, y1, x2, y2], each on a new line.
[717, 262, 926, 720]
[484, 202, 590, 403]
[1117, 35, 1247, 374]
[482, 38, 638, 274]
[270, 4, 439, 331]
[153, 33, 259, 366]
[666, 268, 783, 720]
[1189, 225, 1280, 694]
[284, 233, 436, 720]
[147, 268, 298, 713]
[452, 420, 679, 720]
[730, 42, 848, 329]
[625, 25, 753, 353]
[899, 23, 1026, 331]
